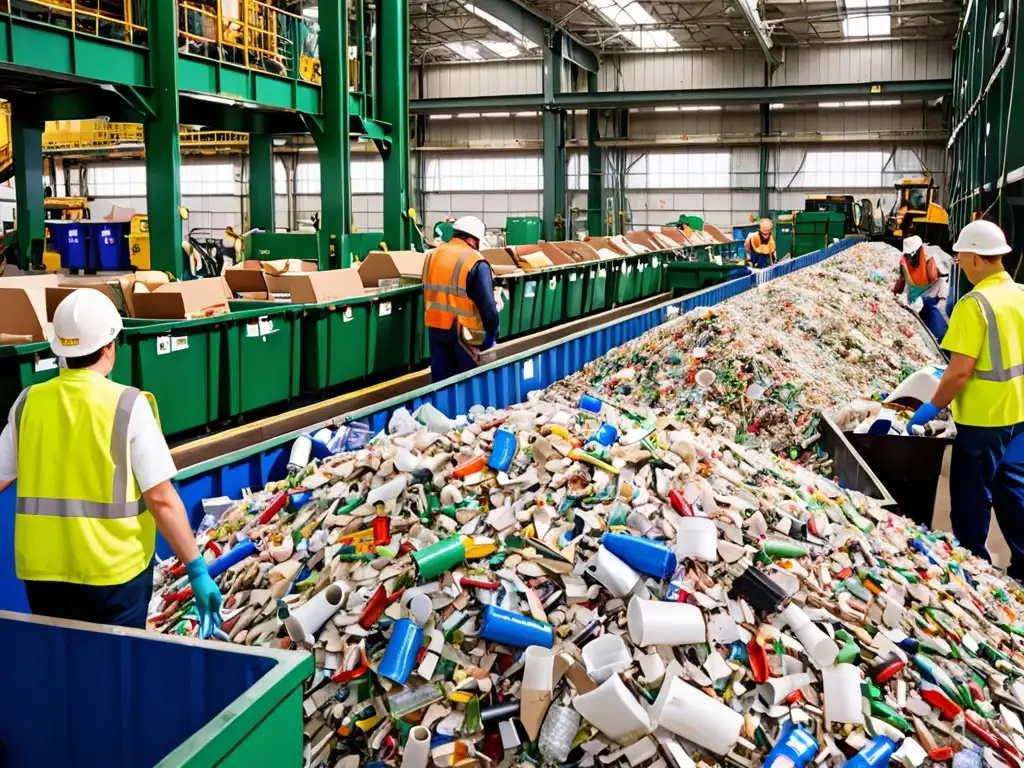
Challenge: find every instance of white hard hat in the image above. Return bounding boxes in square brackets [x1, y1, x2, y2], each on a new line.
[50, 288, 123, 358]
[452, 216, 486, 243]
[953, 219, 1011, 256]
[902, 235, 923, 254]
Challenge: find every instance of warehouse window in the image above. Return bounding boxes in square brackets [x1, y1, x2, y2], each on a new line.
[295, 161, 321, 195]
[351, 156, 384, 194]
[424, 155, 542, 192]
[843, 0, 890, 38]
[625, 152, 729, 189]
[180, 162, 236, 196]
[89, 163, 146, 197]
[799, 151, 887, 188]
[567, 153, 589, 191]
[274, 161, 288, 195]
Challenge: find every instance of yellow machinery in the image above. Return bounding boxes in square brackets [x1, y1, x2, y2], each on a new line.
[0, 101, 11, 185]
[44, 197, 91, 220]
[885, 177, 950, 248]
[129, 214, 150, 270]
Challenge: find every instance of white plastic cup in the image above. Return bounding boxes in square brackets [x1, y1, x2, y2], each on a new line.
[401, 725, 431, 768]
[756, 673, 813, 706]
[367, 474, 409, 505]
[573, 674, 652, 745]
[582, 633, 632, 683]
[673, 517, 719, 562]
[781, 604, 839, 667]
[649, 675, 742, 755]
[586, 547, 641, 597]
[694, 369, 716, 388]
[287, 435, 312, 473]
[521, 645, 556, 741]
[822, 664, 865, 725]
[627, 595, 707, 647]
[284, 580, 349, 643]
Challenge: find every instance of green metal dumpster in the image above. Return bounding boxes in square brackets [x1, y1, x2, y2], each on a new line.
[494, 279, 514, 340]
[1, 611, 313, 767]
[584, 261, 611, 314]
[506, 216, 543, 246]
[222, 301, 302, 417]
[539, 267, 565, 328]
[564, 264, 586, 319]
[299, 296, 371, 392]
[367, 286, 418, 376]
[664, 261, 747, 295]
[413, 291, 431, 369]
[511, 274, 544, 337]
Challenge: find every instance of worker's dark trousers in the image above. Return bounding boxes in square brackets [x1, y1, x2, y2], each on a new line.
[949, 423, 1024, 579]
[24, 562, 154, 629]
[428, 327, 479, 383]
[917, 296, 949, 343]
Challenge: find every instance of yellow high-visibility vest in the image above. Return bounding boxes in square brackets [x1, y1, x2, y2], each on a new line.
[14, 368, 154, 585]
[951, 273, 1024, 427]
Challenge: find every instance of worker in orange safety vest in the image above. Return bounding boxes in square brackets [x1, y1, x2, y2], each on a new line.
[422, 216, 500, 382]
[892, 234, 949, 342]
[744, 218, 776, 268]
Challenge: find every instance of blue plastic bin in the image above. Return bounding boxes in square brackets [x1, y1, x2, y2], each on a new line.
[0, 611, 313, 767]
[48, 221, 89, 271]
[92, 221, 131, 270]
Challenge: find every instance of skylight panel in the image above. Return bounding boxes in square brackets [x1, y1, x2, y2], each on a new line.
[842, 0, 891, 38]
[479, 40, 521, 57]
[463, 3, 539, 49]
[445, 41, 483, 60]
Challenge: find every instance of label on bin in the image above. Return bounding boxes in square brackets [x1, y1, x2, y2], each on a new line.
[156, 336, 172, 356]
[523, 359, 534, 380]
[589, 270, 595, 279]
[549, 277, 557, 290]
[34, 357, 58, 373]
[652, 257, 659, 267]
[379, 302, 392, 317]
[525, 282, 537, 298]
[598, 269, 607, 278]
[569, 273, 577, 282]
[172, 336, 189, 352]
[258, 317, 275, 336]
[343, 307, 353, 322]
[246, 322, 260, 338]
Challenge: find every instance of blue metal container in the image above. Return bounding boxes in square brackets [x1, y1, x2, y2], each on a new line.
[92, 221, 131, 271]
[48, 221, 89, 271]
[0, 239, 858, 613]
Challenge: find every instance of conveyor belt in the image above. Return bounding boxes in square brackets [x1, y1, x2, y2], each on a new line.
[170, 291, 677, 470]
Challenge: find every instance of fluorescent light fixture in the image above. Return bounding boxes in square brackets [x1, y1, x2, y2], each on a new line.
[456, 112, 481, 118]
[587, 0, 678, 49]
[819, 99, 901, 108]
[481, 112, 511, 118]
[842, 0, 891, 38]
[463, 3, 538, 50]
[769, 103, 784, 110]
[679, 105, 722, 112]
[654, 106, 679, 112]
[514, 111, 539, 117]
[298, 146, 318, 152]
[479, 40, 521, 58]
[445, 41, 483, 60]
[429, 114, 454, 120]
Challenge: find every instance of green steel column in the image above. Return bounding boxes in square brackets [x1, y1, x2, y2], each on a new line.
[758, 103, 770, 218]
[318, 0, 352, 268]
[11, 109, 44, 270]
[542, 46, 565, 241]
[586, 72, 603, 237]
[249, 134, 276, 232]
[379, 0, 413, 249]
[144, 0, 183, 277]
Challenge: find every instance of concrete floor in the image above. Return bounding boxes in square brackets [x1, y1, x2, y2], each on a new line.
[930, 446, 1012, 567]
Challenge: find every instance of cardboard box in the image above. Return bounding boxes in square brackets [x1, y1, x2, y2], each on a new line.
[584, 237, 632, 256]
[658, 227, 687, 245]
[46, 282, 124, 321]
[263, 268, 365, 305]
[480, 248, 522, 276]
[703, 223, 731, 243]
[130, 277, 232, 320]
[0, 274, 59, 344]
[224, 262, 271, 299]
[359, 250, 427, 288]
[260, 258, 319, 276]
[551, 241, 601, 262]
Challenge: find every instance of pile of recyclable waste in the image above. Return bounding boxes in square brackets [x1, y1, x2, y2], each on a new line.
[152, 388, 1024, 768]
[833, 365, 957, 439]
[547, 241, 944, 465]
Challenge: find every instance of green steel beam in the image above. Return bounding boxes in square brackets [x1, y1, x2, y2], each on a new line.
[759, 103, 769, 218]
[11, 107, 44, 270]
[378, 0, 413, 250]
[144, 0, 183, 277]
[410, 79, 952, 113]
[586, 72, 603, 237]
[317, 0, 352, 269]
[249, 134, 276, 232]
[466, 0, 599, 73]
[177, 58, 321, 115]
[542, 46, 565, 241]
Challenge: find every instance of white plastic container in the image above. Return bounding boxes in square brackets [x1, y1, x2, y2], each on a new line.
[284, 580, 349, 644]
[582, 633, 632, 683]
[585, 547, 641, 598]
[627, 595, 707, 647]
[822, 664, 865, 725]
[573, 674, 652, 745]
[673, 517, 719, 562]
[649, 675, 743, 755]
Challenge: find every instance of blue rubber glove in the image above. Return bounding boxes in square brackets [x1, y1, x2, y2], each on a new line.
[905, 402, 941, 434]
[185, 556, 227, 640]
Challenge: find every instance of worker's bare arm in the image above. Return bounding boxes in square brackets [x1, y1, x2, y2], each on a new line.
[930, 353, 977, 409]
[143, 480, 201, 566]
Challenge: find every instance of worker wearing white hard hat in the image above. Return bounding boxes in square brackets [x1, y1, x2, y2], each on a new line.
[421, 215, 500, 381]
[892, 234, 949, 342]
[0, 289, 224, 635]
[905, 219, 1024, 577]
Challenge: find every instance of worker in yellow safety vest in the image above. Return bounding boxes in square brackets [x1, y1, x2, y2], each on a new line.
[906, 220, 1024, 578]
[0, 289, 224, 635]
[744, 218, 776, 268]
[422, 215, 500, 382]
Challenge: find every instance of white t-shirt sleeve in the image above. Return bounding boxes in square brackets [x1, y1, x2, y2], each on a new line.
[128, 395, 179, 493]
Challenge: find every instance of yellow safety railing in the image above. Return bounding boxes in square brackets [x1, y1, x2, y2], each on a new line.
[0, 0, 147, 46]
[178, 0, 318, 82]
[42, 121, 249, 152]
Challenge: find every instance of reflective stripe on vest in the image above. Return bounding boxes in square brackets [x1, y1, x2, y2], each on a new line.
[964, 289, 1024, 383]
[15, 385, 141, 518]
[423, 243, 485, 335]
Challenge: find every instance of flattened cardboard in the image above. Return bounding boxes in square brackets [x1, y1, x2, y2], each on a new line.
[225, 262, 271, 297]
[480, 248, 521, 276]
[358, 250, 427, 287]
[130, 277, 232, 319]
[625, 230, 662, 251]
[552, 241, 601, 262]
[585, 236, 632, 256]
[658, 227, 687, 245]
[703, 224, 731, 243]
[0, 274, 57, 343]
[263, 268, 364, 305]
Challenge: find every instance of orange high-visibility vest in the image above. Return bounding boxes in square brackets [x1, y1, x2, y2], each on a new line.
[750, 233, 775, 255]
[422, 238, 486, 344]
[901, 249, 930, 286]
